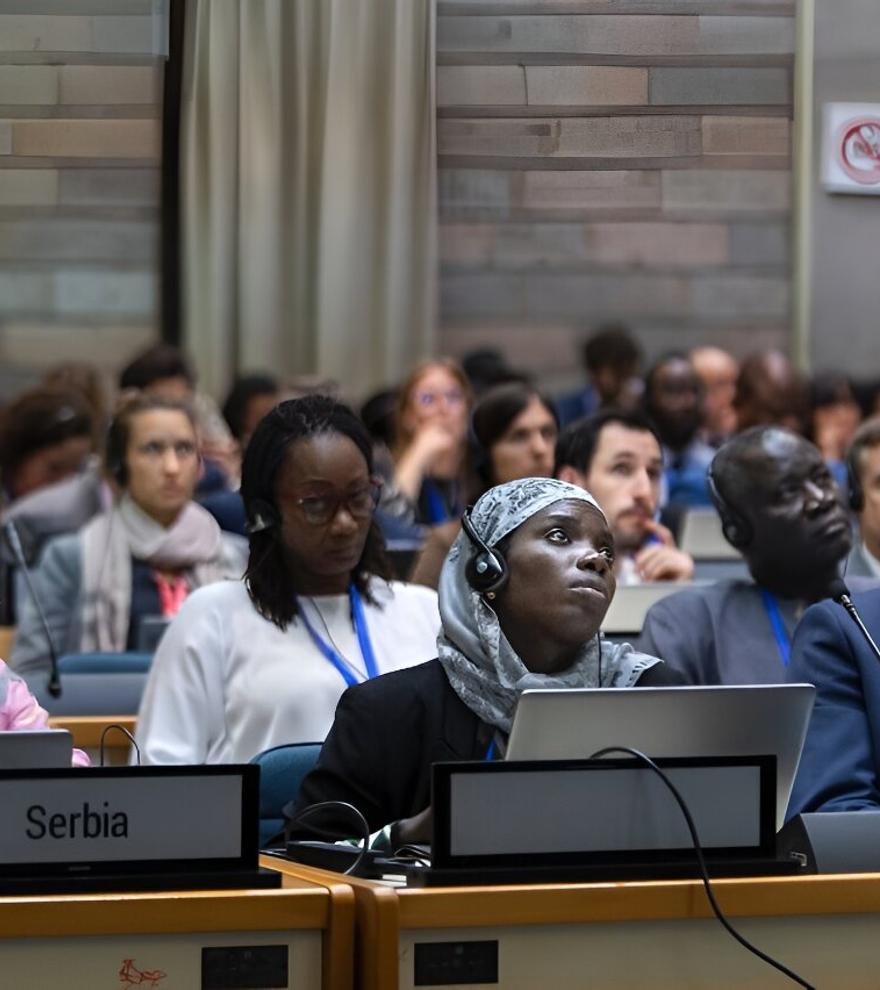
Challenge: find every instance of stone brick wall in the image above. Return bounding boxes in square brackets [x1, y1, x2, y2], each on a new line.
[437, 1, 796, 390]
[0, 1, 161, 395]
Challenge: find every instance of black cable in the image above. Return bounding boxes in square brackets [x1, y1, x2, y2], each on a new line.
[589, 746, 814, 990]
[99, 724, 141, 767]
[282, 800, 371, 876]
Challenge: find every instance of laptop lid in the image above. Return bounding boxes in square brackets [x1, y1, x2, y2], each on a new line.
[506, 684, 816, 830]
[0, 730, 72, 769]
[0, 764, 260, 880]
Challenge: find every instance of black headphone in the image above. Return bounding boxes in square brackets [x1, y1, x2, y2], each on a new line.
[246, 498, 281, 534]
[706, 462, 753, 548]
[460, 508, 508, 596]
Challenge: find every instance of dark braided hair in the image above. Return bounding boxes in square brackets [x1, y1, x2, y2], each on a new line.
[241, 394, 392, 630]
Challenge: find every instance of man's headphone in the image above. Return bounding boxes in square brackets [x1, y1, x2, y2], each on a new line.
[706, 462, 754, 549]
[460, 508, 508, 597]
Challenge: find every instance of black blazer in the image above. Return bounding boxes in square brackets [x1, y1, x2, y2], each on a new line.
[293, 658, 684, 834]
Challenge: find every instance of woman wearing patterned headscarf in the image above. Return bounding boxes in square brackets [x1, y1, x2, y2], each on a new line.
[294, 477, 681, 842]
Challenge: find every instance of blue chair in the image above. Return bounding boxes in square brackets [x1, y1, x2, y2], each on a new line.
[250, 742, 322, 848]
[39, 652, 154, 716]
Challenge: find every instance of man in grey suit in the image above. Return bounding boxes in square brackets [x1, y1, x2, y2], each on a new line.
[845, 418, 880, 579]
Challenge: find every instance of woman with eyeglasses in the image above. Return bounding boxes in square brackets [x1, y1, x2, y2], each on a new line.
[389, 359, 474, 526]
[135, 396, 441, 765]
[10, 394, 244, 692]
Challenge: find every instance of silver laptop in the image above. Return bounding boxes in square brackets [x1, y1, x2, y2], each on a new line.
[0, 730, 73, 769]
[506, 685, 816, 830]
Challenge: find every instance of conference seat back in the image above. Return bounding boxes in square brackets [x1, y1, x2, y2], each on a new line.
[250, 741, 322, 848]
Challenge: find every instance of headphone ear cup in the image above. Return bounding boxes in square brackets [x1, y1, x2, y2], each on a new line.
[465, 548, 508, 595]
[246, 498, 281, 534]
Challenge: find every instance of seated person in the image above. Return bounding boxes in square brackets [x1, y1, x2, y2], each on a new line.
[409, 381, 559, 589]
[294, 477, 682, 842]
[0, 659, 88, 766]
[386, 359, 473, 526]
[690, 346, 739, 449]
[119, 343, 239, 492]
[843, 418, 880, 578]
[643, 354, 714, 509]
[10, 394, 245, 690]
[135, 395, 441, 765]
[786, 587, 880, 815]
[556, 409, 693, 584]
[0, 386, 95, 507]
[555, 324, 642, 427]
[639, 426, 855, 684]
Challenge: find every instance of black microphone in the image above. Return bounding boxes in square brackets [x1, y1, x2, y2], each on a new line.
[3, 520, 61, 698]
[829, 578, 880, 666]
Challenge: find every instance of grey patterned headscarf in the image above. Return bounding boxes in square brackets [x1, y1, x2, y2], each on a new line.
[437, 478, 661, 733]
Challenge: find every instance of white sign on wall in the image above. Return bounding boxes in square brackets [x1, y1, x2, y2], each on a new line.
[822, 103, 880, 195]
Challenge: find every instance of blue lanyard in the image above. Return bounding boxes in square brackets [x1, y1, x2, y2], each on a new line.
[297, 585, 380, 688]
[424, 479, 460, 524]
[485, 737, 496, 762]
[760, 589, 792, 667]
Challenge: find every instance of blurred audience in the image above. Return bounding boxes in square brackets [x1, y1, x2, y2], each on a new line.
[136, 396, 440, 764]
[845, 418, 880, 579]
[733, 350, 807, 435]
[120, 344, 238, 489]
[643, 353, 713, 509]
[43, 362, 108, 434]
[409, 382, 559, 589]
[389, 359, 473, 526]
[689, 346, 739, 448]
[556, 324, 643, 427]
[556, 410, 693, 584]
[0, 387, 95, 506]
[10, 395, 245, 691]
[461, 348, 526, 396]
[809, 372, 861, 487]
[640, 426, 856, 684]
[221, 373, 280, 449]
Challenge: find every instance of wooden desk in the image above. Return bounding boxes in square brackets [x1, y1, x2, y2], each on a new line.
[266, 860, 880, 989]
[0, 873, 354, 990]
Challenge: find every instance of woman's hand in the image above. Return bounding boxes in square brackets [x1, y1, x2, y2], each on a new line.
[394, 424, 459, 500]
[393, 805, 433, 847]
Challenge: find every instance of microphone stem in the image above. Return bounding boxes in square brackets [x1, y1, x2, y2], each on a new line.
[840, 595, 880, 663]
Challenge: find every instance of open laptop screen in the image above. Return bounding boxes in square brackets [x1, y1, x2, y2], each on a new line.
[506, 684, 815, 830]
[0, 729, 72, 769]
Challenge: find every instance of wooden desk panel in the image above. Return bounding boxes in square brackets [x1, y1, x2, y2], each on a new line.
[264, 860, 880, 990]
[0, 877, 353, 990]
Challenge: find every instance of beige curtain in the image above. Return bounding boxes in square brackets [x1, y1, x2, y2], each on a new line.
[180, 0, 437, 400]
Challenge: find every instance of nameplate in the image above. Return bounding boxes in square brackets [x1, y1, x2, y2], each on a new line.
[0, 766, 257, 872]
[432, 756, 776, 870]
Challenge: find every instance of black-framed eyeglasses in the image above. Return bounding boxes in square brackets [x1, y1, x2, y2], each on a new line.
[291, 479, 382, 527]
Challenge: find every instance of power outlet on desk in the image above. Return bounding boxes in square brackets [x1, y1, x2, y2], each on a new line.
[201, 945, 288, 989]
[414, 940, 499, 985]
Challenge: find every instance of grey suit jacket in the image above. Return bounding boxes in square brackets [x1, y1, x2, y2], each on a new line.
[845, 542, 880, 580]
